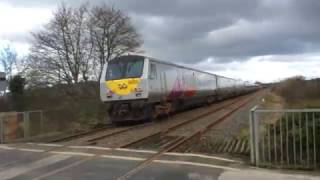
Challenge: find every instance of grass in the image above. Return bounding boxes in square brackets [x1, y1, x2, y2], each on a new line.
[260, 92, 284, 109]
[286, 99, 320, 109]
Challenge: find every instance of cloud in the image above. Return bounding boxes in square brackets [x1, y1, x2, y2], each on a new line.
[0, 2, 52, 54]
[192, 54, 320, 82]
[1, 0, 320, 81]
[115, 0, 320, 65]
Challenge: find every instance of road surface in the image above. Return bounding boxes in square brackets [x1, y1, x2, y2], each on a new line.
[0, 143, 318, 180]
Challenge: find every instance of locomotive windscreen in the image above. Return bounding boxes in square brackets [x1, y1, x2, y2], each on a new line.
[105, 56, 144, 80]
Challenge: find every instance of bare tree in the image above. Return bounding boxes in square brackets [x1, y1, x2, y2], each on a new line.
[28, 3, 142, 85]
[29, 3, 94, 85]
[89, 4, 142, 80]
[0, 45, 17, 79]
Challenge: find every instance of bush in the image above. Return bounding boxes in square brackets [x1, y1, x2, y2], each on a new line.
[8, 75, 26, 111]
[273, 76, 320, 104]
[9, 75, 25, 95]
[7, 81, 108, 132]
[0, 97, 9, 112]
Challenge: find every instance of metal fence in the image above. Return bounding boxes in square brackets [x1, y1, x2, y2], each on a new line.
[0, 111, 43, 143]
[250, 107, 320, 169]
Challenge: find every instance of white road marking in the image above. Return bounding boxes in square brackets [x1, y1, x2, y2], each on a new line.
[164, 152, 242, 163]
[154, 160, 239, 171]
[0, 145, 15, 150]
[50, 151, 95, 157]
[38, 150, 240, 171]
[0, 145, 243, 172]
[115, 148, 157, 154]
[97, 154, 240, 171]
[0, 145, 45, 153]
[68, 146, 111, 150]
[30, 143, 63, 147]
[100, 155, 145, 161]
[0, 154, 71, 180]
[17, 148, 45, 153]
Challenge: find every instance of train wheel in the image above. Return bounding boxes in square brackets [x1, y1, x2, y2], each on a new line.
[145, 105, 157, 122]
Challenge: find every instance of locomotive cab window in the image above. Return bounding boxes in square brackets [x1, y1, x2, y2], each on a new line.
[105, 56, 144, 80]
[149, 63, 157, 79]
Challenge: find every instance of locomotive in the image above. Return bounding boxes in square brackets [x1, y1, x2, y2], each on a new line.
[100, 55, 257, 123]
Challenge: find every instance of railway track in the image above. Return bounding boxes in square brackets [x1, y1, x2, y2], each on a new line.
[85, 122, 154, 145]
[82, 94, 253, 147]
[48, 125, 114, 143]
[118, 93, 253, 149]
[48, 121, 155, 145]
[117, 93, 256, 180]
[50, 91, 258, 149]
[12, 91, 259, 179]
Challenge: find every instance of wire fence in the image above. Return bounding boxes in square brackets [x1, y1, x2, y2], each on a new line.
[250, 107, 320, 169]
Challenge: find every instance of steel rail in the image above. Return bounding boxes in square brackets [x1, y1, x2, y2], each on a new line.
[48, 125, 114, 143]
[117, 93, 256, 180]
[85, 122, 154, 144]
[27, 91, 260, 180]
[120, 93, 252, 148]
[86, 93, 252, 146]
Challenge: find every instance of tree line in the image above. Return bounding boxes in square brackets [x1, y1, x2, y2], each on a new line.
[1, 2, 142, 89]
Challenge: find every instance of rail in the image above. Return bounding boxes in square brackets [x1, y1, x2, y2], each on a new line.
[250, 107, 320, 169]
[117, 93, 256, 179]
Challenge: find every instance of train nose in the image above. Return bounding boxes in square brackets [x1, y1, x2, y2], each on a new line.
[118, 83, 128, 89]
[105, 78, 142, 96]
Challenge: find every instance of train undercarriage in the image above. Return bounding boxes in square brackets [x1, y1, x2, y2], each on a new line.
[107, 88, 257, 124]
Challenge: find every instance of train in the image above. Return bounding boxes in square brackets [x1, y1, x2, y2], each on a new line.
[100, 55, 258, 123]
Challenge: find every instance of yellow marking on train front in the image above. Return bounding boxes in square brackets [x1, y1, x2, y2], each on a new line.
[106, 78, 141, 96]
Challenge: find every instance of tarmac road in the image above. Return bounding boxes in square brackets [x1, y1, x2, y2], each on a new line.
[0, 144, 319, 180]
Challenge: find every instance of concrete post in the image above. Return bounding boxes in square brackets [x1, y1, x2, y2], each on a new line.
[254, 110, 260, 166]
[23, 112, 30, 138]
[0, 114, 3, 143]
[250, 106, 259, 165]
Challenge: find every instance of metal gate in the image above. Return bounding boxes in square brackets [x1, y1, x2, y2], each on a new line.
[250, 107, 320, 169]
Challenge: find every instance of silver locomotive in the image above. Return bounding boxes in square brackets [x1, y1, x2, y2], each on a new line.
[100, 55, 257, 123]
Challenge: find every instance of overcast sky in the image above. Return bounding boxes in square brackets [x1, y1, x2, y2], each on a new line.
[0, 0, 319, 82]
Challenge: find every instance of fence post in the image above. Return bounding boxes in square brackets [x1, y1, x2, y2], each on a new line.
[254, 109, 260, 166]
[40, 111, 44, 134]
[250, 106, 259, 165]
[24, 112, 30, 138]
[0, 113, 3, 143]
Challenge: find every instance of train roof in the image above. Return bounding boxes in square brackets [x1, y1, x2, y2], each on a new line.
[111, 55, 242, 82]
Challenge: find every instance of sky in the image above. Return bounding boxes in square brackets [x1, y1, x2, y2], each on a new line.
[0, 0, 319, 82]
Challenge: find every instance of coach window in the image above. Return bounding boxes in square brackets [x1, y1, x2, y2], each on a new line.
[149, 63, 157, 79]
